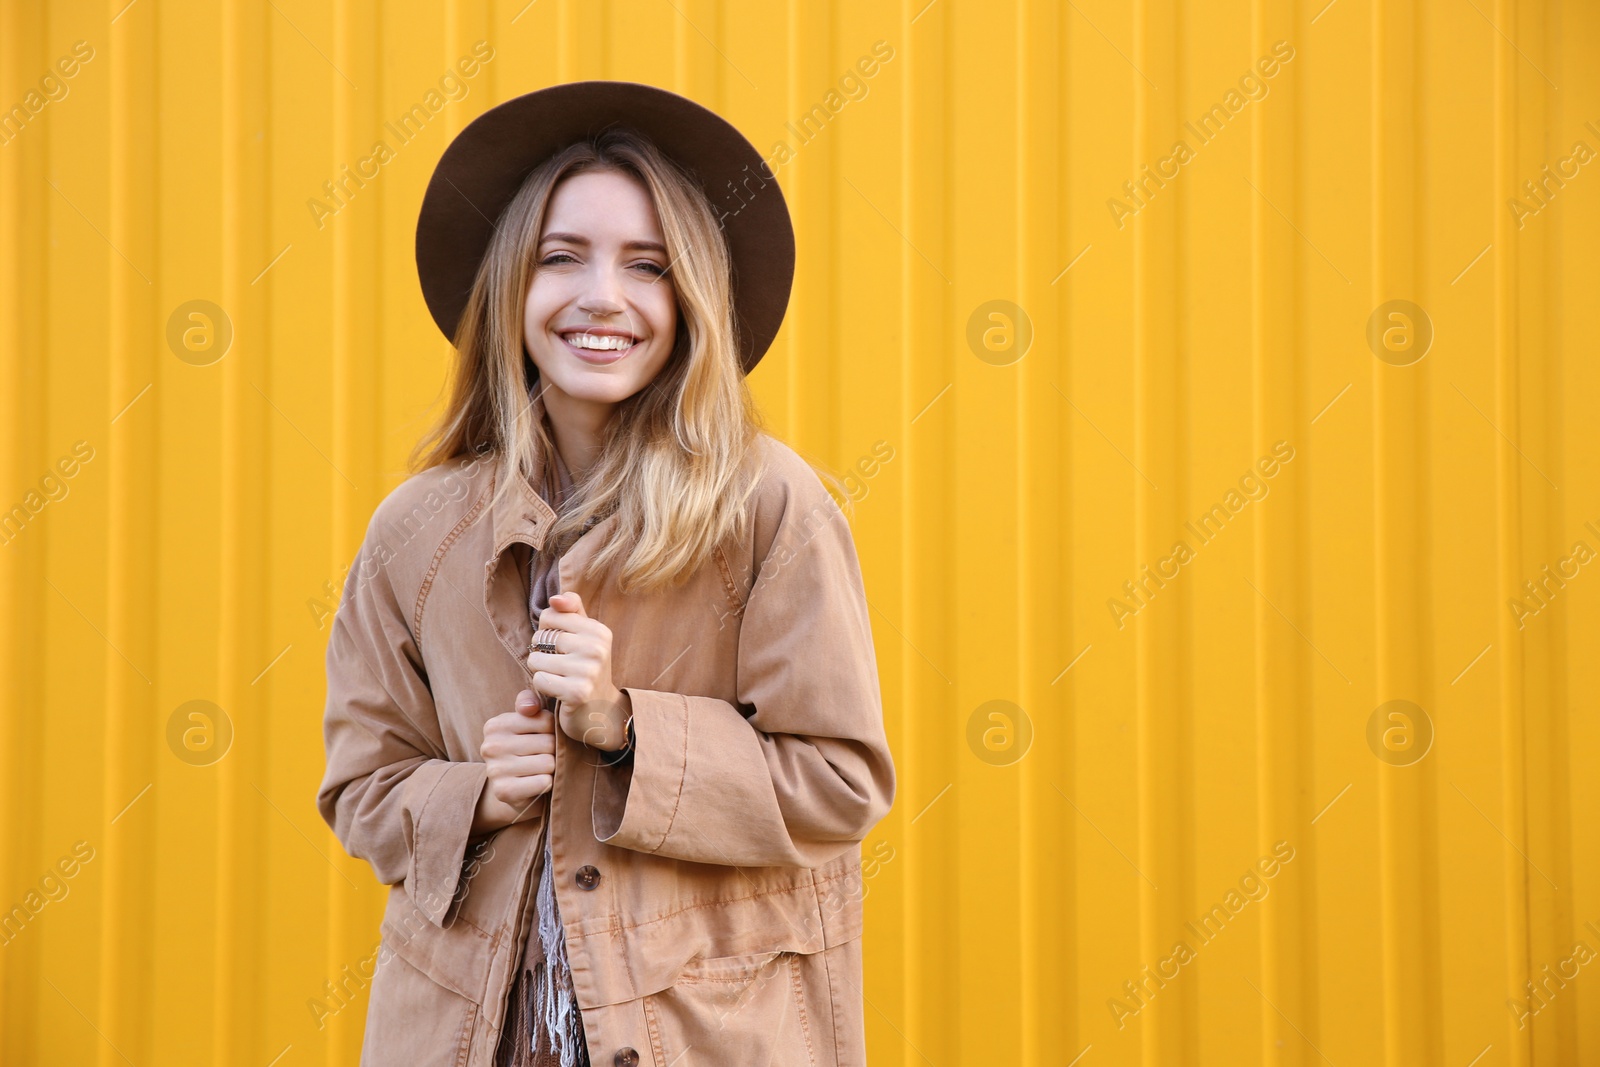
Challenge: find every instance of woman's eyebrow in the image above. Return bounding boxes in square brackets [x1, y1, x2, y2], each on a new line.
[539, 231, 667, 254]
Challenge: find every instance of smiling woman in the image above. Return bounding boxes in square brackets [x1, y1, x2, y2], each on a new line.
[421, 126, 761, 596]
[319, 81, 893, 1067]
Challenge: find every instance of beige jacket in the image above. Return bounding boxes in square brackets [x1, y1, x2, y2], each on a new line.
[316, 412, 896, 1067]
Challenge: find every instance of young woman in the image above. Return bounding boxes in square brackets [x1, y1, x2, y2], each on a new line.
[317, 82, 896, 1067]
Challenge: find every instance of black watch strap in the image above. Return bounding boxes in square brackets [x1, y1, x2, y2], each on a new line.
[597, 716, 635, 767]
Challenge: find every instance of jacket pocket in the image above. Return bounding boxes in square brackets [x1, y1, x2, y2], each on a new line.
[641, 944, 837, 1066]
[361, 942, 479, 1067]
[374, 818, 542, 1009]
[378, 881, 496, 1005]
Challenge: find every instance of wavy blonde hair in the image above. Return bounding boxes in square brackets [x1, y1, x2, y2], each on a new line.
[409, 127, 771, 595]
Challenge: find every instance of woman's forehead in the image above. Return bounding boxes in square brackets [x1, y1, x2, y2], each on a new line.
[542, 169, 664, 245]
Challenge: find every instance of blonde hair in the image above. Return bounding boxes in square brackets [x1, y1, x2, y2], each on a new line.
[409, 127, 768, 595]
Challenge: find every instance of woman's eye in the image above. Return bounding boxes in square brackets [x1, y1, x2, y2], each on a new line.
[538, 254, 663, 276]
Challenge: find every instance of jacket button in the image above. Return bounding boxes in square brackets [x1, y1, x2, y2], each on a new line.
[575, 864, 601, 890]
[613, 1048, 639, 1066]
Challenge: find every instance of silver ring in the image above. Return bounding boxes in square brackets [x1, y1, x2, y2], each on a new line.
[531, 628, 561, 655]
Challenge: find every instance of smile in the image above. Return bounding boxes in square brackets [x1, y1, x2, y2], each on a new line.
[557, 329, 641, 364]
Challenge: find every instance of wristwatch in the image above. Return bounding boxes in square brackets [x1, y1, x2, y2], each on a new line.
[596, 712, 635, 767]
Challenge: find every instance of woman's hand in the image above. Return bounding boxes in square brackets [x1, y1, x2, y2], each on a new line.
[472, 689, 555, 837]
[528, 591, 632, 752]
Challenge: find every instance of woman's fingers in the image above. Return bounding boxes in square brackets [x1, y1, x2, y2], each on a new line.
[530, 669, 597, 705]
[491, 765, 554, 804]
[533, 609, 579, 635]
[481, 724, 555, 759]
[534, 599, 603, 636]
[537, 591, 585, 623]
[485, 707, 554, 736]
[485, 753, 555, 792]
[490, 780, 551, 818]
[477, 690, 561, 826]
[495, 752, 555, 780]
[525, 634, 603, 678]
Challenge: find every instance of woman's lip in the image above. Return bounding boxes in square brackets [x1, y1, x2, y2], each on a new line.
[558, 333, 639, 365]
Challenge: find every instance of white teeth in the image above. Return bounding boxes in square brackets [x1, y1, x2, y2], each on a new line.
[563, 332, 636, 351]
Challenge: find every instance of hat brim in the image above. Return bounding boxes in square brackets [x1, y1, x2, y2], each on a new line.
[415, 80, 794, 375]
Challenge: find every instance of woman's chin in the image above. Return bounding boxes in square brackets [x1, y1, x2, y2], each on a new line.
[539, 372, 642, 409]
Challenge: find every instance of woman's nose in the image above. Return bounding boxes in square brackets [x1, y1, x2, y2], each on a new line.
[577, 260, 627, 314]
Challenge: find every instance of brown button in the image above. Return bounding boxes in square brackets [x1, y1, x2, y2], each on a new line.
[613, 1049, 639, 1066]
[575, 864, 601, 890]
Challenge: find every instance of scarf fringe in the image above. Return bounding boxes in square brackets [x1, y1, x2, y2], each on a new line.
[532, 825, 587, 1066]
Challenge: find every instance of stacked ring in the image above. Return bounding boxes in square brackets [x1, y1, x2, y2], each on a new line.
[531, 628, 561, 655]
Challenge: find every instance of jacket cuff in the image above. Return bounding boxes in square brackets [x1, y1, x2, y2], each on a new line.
[592, 687, 687, 852]
[406, 760, 490, 928]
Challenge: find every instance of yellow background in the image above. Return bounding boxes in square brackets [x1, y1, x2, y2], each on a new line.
[1, 0, 1596, 1064]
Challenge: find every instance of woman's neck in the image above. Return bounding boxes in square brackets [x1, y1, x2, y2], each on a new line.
[542, 388, 614, 484]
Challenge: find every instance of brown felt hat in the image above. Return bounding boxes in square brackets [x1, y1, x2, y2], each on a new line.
[415, 80, 795, 375]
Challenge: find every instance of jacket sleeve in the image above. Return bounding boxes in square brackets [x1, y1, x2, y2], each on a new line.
[591, 459, 896, 869]
[316, 508, 490, 927]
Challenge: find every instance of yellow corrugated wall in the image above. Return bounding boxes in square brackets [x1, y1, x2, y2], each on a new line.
[0, 0, 1595, 1064]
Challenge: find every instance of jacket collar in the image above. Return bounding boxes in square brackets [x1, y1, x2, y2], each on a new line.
[489, 383, 560, 557]
[490, 459, 558, 560]
[484, 383, 623, 611]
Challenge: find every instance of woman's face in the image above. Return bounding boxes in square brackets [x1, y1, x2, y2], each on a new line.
[523, 168, 679, 416]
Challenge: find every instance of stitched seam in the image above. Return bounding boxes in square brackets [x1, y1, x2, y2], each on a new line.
[415, 476, 493, 641]
[383, 911, 493, 948]
[810, 879, 832, 951]
[449, 913, 496, 941]
[612, 909, 637, 1009]
[566, 866, 856, 939]
[648, 691, 692, 854]
[453, 1000, 477, 1067]
[675, 949, 787, 982]
[824, 941, 848, 1066]
[644, 995, 666, 1064]
[789, 953, 817, 1065]
[713, 544, 744, 613]
[816, 863, 864, 947]
[411, 769, 453, 924]
[472, 915, 505, 1002]
[411, 770, 502, 939]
